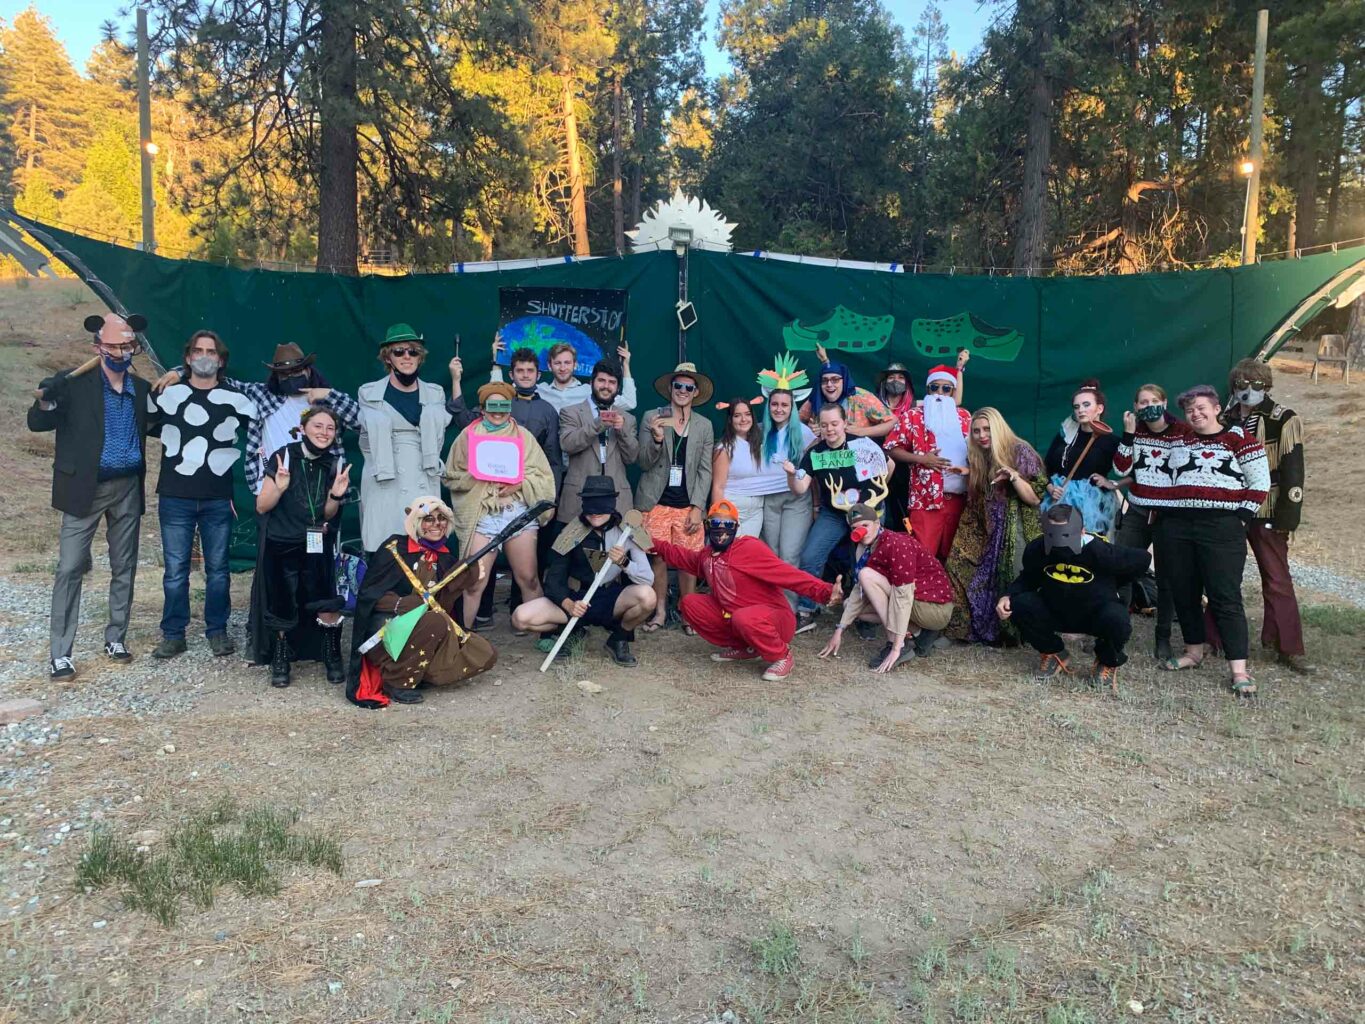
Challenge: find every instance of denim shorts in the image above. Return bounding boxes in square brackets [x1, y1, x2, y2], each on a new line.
[475, 501, 538, 539]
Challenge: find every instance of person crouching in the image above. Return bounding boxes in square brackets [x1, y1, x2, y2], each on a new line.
[649, 500, 843, 682]
[997, 503, 1150, 693]
[511, 476, 657, 666]
[346, 496, 497, 707]
[819, 504, 955, 672]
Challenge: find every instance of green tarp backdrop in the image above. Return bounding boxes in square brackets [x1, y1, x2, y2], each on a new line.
[32, 221, 1364, 557]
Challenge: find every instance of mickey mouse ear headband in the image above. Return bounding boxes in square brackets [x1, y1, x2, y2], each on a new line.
[716, 395, 765, 411]
[756, 353, 812, 403]
[85, 313, 148, 348]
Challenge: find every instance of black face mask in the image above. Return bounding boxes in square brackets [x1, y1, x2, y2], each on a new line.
[1043, 505, 1085, 557]
[278, 374, 307, 395]
[706, 521, 738, 552]
[300, 435, 331, 458]
[393, 369, 419, 387]
[515, 384, 538, 399]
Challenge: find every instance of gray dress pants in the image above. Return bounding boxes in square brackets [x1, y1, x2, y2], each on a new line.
[50, 475, 142, 659]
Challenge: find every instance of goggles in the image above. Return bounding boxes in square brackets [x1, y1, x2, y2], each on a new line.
[706, 518, 738, 531]
[483, 398, 512, 413]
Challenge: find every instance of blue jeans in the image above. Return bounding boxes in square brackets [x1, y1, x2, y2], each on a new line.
[159, 496, 233, 640]
[796, 506, 851, 614]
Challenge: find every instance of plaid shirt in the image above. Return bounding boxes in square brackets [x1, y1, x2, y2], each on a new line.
[219, 376, 360, 492]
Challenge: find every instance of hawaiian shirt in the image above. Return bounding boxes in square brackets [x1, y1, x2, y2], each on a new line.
[884, 404, 972, 511]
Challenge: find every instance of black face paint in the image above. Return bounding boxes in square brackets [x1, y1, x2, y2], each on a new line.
[706, 520, 738, 552]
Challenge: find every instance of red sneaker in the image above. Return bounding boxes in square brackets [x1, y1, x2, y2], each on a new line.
[711, 647, 758, 662]
[761, 652, 794, 681]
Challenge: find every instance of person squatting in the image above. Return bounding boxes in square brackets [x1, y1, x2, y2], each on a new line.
[30, 317, 1301, 706]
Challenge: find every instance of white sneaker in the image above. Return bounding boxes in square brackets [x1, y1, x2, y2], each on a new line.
[50, 656, 76, 680]
[104, 640, 133, 663]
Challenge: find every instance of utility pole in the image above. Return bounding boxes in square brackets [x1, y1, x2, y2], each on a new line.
[136, 7, 156, 253]
[1242, 8, 1268, 266]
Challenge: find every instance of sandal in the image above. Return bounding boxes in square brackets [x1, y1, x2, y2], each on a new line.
[639, 619, 664, 634]
[1230, 675, 1257, 697]
[1158, 655, 1204, 672]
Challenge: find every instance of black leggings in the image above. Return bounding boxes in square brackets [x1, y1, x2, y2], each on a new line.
[1114, 505, 1174, 643]
[262, 539, 340, 633]
[1154, 512, 1249, 660]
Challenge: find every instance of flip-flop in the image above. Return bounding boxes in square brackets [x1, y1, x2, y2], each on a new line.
[1231, 675, 1257, 697]
[1158, 655, 1204, 672]
[639, 619, 664, 634]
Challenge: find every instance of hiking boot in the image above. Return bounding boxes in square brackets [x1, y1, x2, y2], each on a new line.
[152, 637, 187, 660]
[872, 644, 916, 672]
[269, 635, 291, 688]
[1034, 651, 1072, 681]
[1154, 635, 1173, 662]
[867, 643, 893, 669]
[605, 638, 637, 667]
[207, 633, 236, 657]
[320, 626, 345, 684]
[793, 610, 820, 635]
[385, 684, 424, 704]
[913, 629, 941, 658]
[1090, 662, 1120, 695]
[104, 640, 133, 663]
[711, 646, 758, 662]
[855, 620, 878, 641]
[1277, 652, 1315, 675]
[761, 653, 795, 682]
[50, 656, 76, 681]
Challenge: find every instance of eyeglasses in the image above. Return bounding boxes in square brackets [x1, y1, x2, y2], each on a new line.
[821, 376, 843, 386]
[421, 514, 450, 524]
[672, 381, 697, 393]
[927, 383, 955, 394]
[388, 346, 424, 358]
[100, 344, 138, 355]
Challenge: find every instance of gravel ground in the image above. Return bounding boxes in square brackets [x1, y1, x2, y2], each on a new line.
[1285, 557, 1365, 609]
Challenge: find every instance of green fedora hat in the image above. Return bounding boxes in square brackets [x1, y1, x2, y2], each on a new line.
[380, 323, 424, 351]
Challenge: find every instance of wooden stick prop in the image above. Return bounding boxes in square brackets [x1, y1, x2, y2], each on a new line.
[33, 356, 99, 401]
[538, 557, 615, 672]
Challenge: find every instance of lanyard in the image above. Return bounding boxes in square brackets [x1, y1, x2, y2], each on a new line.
[670, 419, 689, 465]
[299, 456, 328, 526]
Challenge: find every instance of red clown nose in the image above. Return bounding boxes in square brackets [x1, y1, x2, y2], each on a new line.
[850, 524, 870, 544]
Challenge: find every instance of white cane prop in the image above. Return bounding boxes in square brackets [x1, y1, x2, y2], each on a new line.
[539, 556, 616, 673]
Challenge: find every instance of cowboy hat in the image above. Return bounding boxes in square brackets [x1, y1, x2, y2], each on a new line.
[263, 342, 317, 373]
[653, 361, 714, 405]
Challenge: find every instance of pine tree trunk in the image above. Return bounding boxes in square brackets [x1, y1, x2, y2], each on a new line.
[562, 72, 590, 257]
[1347, 295, 1365, 371]
[1012, 3, 1054, 272]
[26, 102, 36, 172]
[317, 0, 359, 276]
[630, 92, 645, 227]
[1288, 59, 1324, 252]
[612, 74, 624, 254]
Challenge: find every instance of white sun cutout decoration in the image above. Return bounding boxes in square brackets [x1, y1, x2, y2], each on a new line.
[627, 190, 736, 253]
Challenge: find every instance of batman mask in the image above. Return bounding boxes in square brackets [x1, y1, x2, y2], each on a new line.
[706, 517, 738, 552]
[1043, 503, 1085, 557]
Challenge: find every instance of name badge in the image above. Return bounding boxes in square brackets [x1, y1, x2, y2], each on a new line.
[668, 464, 683, 488]
[306, 527, 325, 554]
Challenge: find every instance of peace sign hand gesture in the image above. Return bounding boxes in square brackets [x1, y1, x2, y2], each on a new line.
[274, 451, 292, 491]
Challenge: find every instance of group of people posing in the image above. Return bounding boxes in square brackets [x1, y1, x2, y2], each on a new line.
[30, 312, 1309, 708]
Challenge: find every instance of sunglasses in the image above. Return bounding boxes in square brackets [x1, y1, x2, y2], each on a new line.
[388, 346, 424, 358]
[672, 381, 698, 393]
[927, 383, 955, 394]
[1232, 378, 1267, 389]
[706, 519, 737, 530]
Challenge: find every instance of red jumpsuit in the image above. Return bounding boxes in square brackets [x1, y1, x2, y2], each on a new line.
[653, 536, 833, 661]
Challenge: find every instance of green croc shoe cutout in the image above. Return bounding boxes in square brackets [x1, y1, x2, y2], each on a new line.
[912, 312, 1024, 362]
[782, 306, 895, 353]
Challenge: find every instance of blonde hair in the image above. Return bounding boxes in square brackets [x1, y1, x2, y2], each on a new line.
[1135, 382, 1166, 403]
[967, 407, 1023, 496]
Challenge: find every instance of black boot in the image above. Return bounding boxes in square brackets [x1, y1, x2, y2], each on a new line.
[605, 637, 637, 667]
[270, 633, 291, 688]
[321, 625, 344, 684]
[384, 684, 424, 704]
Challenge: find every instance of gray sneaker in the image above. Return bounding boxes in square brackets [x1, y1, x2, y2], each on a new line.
[152, 637, 187, 660]
[794, 611, 820, 635]
[207, 633, 236, 657]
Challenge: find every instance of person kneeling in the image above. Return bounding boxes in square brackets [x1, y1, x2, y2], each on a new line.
[511, 476, 656, 666]
[997, 503, 1149, 693]
[819, 504, 955, 672]
[346, 497, 496, 707]
[650, 500, 842, 682]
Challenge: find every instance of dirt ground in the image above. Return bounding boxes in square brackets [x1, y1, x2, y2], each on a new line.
[1, 279, 1362, 1023]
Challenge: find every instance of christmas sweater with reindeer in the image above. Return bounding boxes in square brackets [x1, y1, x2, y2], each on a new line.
[1115, 423, 1268, 517]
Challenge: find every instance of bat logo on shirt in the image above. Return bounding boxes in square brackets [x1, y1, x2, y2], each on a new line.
[1045, 563, 1095, 585]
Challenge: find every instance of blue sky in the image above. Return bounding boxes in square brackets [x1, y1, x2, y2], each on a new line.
[3, 0, 995, 77]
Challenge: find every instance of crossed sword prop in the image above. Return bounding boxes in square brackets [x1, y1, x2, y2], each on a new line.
[360, 499, 557, 656]
[538, 509, 653, 673]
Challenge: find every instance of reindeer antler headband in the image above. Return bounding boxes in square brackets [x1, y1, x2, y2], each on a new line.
[757, 353, 812, 403]
[824, 470, 890, 513]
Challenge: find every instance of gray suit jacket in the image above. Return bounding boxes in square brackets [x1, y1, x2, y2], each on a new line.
[558, 400, 639, 523]
[636, 408, 714, 511]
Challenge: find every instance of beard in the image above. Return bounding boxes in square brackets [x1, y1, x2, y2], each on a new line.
[923, 393, 960, 437]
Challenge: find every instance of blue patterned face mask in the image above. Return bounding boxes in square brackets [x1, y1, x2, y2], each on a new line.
[1137, 403, 1166, 423]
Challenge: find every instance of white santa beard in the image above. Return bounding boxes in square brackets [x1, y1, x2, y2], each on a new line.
[923, 395, 969, 493]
